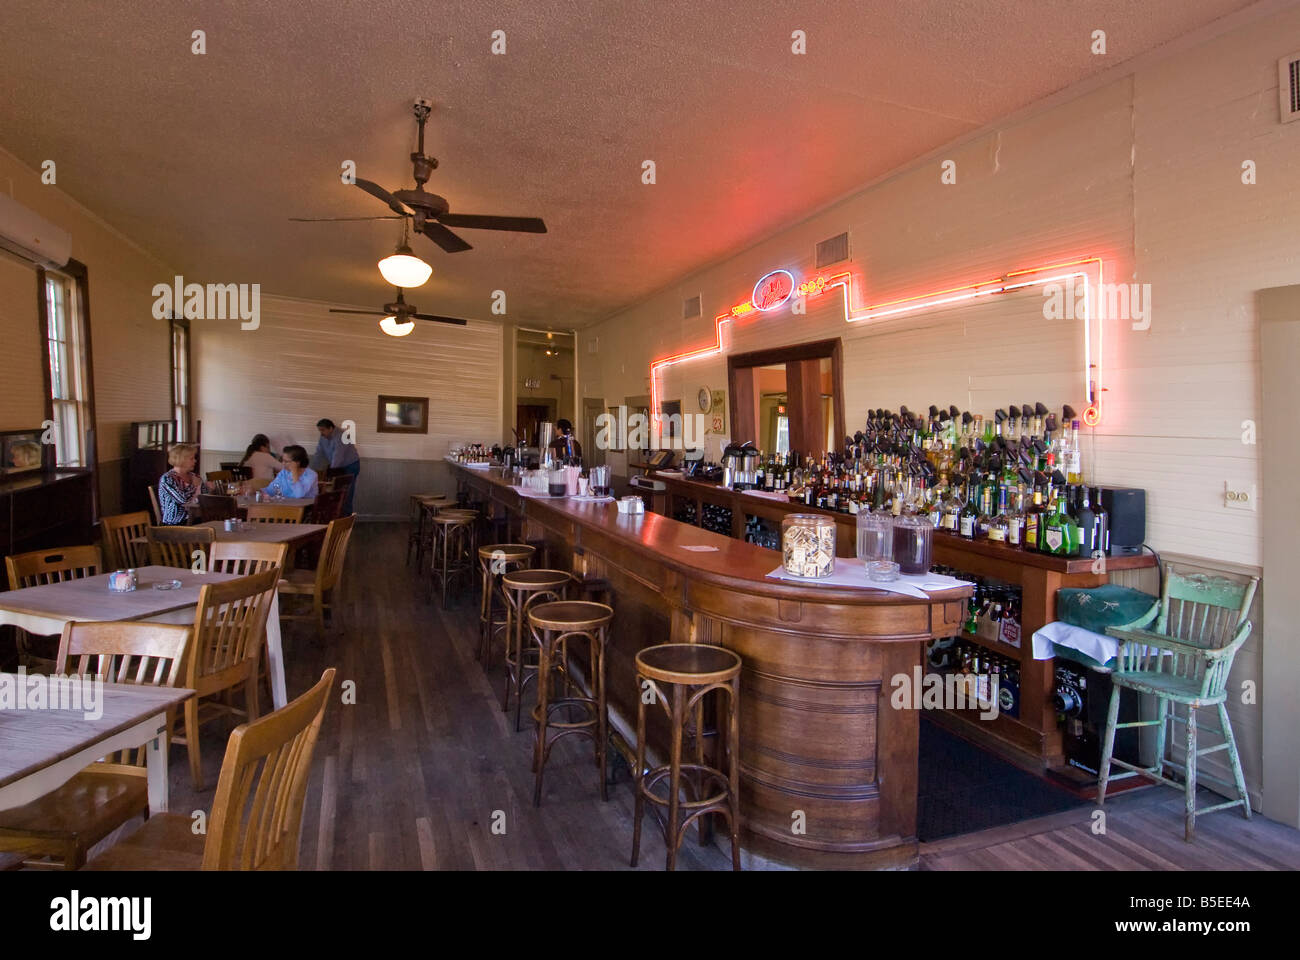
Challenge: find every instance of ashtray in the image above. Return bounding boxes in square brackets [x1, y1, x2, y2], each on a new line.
[152, 579, 184, 591]
[866, 560, 901, 582]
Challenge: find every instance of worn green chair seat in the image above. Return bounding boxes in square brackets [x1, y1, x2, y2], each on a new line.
[1096, 568, 1259, 842]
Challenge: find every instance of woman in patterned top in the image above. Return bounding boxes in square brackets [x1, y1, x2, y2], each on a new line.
[157, 442, 205, 525]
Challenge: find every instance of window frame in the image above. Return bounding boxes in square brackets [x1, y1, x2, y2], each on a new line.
[169, 316, 192, 442]
[36, 259, 98, 514]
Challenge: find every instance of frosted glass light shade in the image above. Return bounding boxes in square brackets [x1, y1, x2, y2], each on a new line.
[379, 315, 415, 337]
[377, 253, 432, 288]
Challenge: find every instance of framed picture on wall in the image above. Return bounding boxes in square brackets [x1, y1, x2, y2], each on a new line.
[0, 427, 46, 477]
[376, 396, 429, 434]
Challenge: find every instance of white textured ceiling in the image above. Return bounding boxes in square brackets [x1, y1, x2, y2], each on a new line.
[0, 0, 1258, 326]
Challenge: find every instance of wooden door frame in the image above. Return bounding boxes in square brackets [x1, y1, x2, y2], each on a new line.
[726, 337, 845, 453]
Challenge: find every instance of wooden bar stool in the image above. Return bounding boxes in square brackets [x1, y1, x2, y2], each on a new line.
[501, 569, 572, 731]
[408, 493, 448, 568]
[528, 600, 613, 807]
[477, 543, 535, 665]
[428, 513, 474, 608]
[437, 507, 480, 567]
[631, 643, 742, 871]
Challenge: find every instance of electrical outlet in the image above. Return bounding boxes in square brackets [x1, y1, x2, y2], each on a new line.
[1223, 482, 1256, 511]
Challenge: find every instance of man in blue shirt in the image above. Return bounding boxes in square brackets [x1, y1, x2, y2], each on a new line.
[316, 418, 360, 515]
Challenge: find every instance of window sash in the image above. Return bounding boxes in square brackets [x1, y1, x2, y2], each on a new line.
[45, 273, 89, 468]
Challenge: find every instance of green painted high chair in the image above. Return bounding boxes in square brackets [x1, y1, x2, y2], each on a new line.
[1097, 567, 1259, 841]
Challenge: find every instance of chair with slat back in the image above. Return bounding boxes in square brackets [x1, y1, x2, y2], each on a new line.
[84, 668, 336, 871]
[206, 470, 234, 483]
[198, 494, 238, 523]
[245, 503, 306, 524]
[173, 567, 281, 790]
[311, 489, 345, 524]
[248, 477, 272, 491]
[208, 541, 289, 577]
[6, 545, 102, 589]
[148, 485, 163, 525]
[279, 514, 355, 641]
[99, 511, 151, 570]
[1099, 567, 1260, 840]
[325, 470, 354, 493]
[0, 621, 192, 869]
[146, 525, 215, 570]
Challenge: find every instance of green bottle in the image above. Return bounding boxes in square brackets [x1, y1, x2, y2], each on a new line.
[1042, 488, 1078, 555]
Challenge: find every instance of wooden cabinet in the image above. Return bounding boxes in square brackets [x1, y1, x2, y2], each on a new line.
[0, 471, 95, 585]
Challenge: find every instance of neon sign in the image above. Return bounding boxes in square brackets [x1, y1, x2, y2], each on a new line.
[650, 256, 1105, 431]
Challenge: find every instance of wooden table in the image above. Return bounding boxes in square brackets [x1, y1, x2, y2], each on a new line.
[0, 678, 194, 814]
[186, 495, 315, 522]
[195, 520, 326, 548]
[0, 567, 290, 710]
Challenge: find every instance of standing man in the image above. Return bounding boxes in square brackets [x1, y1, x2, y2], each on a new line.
[316, 418, 360, 515]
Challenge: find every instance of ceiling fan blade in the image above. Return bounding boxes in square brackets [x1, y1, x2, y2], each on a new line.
[328, 309, 387, 316]
[438, 214, 547, 234]
[291, 215, 405, 222]
[354, 178, 410, 215]
[412, 313, 469, 326]
[417, 220, 473, 253]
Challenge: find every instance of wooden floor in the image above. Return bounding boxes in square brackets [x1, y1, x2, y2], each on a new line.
[81, 523, 1300, 870]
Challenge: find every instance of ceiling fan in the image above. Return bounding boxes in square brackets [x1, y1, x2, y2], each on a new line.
[330, 288, 470, 337]
[292, 98, 547, 254]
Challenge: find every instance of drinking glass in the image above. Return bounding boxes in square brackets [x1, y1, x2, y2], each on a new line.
[548, 467, 566, 497]
[590, 465, 611, 497]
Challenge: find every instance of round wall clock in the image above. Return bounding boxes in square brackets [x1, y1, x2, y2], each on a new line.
[698, 387, 712, 412]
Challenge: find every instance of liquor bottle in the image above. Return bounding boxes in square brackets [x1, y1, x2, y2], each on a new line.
[1090, 485, 1109, 556]
[975, 482, 995, 539]
[986, 485, 1009, 543]
[1041, 487, 1076, 555]
[1066, 419, 1083, 484]
[959, 479, 979, 539]
[1006, 486, 1026, 547]
[940, 477, 963, 533]
[1075, 485, 1098, 557]
[1023, 485, 1043, 551]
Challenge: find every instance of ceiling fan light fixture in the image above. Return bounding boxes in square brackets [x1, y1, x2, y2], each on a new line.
[379, 315, 415, 337]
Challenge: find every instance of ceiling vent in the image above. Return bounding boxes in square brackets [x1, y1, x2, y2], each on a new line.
[1279, 53, 1300, 123]
[816, 232, 849, 268]
[683, 293, 701, 319]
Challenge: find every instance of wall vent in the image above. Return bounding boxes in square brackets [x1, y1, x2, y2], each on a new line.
[816, 232, 849, 268]
[1280, 53, 1300, 123]
[683, 293, 702, 319]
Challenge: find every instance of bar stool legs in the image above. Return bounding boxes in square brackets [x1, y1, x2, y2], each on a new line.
[476, 544, 535, 666]
[501, 570, 572, 731]
[527, 601, 613, 807]
[630, 643, 742, 871]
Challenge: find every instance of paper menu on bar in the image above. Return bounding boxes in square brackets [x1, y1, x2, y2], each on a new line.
[766, 560, 971, 598]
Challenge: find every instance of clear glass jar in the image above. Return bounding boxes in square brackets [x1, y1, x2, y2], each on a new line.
[782, 514, 836, 578]
[893, 512, 934, 575]
[856, 509, 894, 564]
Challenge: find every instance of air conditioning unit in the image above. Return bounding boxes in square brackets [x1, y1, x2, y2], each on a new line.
[1279, 52, 1300, 124]
[0, 192, 71, 268]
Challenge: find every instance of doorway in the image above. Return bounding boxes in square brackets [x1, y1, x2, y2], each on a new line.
[516, 403, 554, 448]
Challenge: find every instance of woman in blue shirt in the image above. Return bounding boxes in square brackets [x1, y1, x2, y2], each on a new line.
[263, 445, 319, 499]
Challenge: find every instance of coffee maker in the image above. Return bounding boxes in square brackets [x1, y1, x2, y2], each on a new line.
[721, 441, 760, 490]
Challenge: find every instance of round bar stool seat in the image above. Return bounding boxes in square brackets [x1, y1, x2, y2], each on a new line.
[437, 507, 480, 564]
[631, 643, 742, 871]
[428, 513, 475, 608]
[528, 600, 614, 807]
[476, 543, 535, 665]
[501, 569, 572, 731]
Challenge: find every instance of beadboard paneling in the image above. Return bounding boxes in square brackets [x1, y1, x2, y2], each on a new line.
[192, 294, 502, 484]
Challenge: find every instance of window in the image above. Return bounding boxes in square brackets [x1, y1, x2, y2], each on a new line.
[44, 271, 91, 467]
[171, 318, 191, 441]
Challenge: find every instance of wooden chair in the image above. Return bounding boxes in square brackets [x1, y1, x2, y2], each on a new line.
[1099, 568, 1261, 840]
[0, 621, 192, 869]
[205, 470, 234, 483]
[6, 545, 102, 589]
[311, 489, 346, 524]
[146, 525, 215, 570]
[99, 511, 151, 570]
[84, 668, 336, 871]
[209, 541, 289, 577]
[148, 486, 163, 525]
[279, 514, 355, 641]
[5, 545, 104, 673]
[249, 477, 272, 491]
[172, 567, 282, 790]
[245, 503, 306, 524]
[198, 494, 238, 523]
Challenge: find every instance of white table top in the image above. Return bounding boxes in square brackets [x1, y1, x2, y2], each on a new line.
[0, 568, 240, 625]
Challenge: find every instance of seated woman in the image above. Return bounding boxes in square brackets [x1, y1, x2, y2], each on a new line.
[157, 442, 205, 525]
[264, 445, 319, 499]
[240, 433, 280, 481]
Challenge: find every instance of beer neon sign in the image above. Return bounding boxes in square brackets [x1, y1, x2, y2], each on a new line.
[650, 256, 1105, 431]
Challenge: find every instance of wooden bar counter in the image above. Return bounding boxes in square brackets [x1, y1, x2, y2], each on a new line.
[449, 462, 973, 869]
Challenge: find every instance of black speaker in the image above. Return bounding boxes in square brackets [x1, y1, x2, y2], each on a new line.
[1098, 486, 1145, 556]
